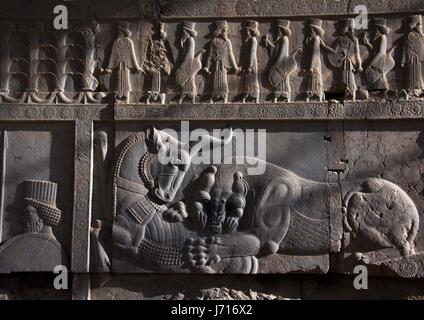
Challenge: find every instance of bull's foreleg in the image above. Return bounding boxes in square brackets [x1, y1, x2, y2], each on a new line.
[113, 214, 146, 256]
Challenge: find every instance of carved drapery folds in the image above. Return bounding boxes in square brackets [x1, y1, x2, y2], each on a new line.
[2, 15, 424, 104]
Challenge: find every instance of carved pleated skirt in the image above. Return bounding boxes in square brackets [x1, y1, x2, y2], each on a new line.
[407, 55, 424, 91]
[182, 76, 196, 95]
[341, 58, 357, 93]
[305, 68, 323, 97]
[116, 61, 131, 99]
[150, 68, 161, 95]
[212, 60, 229, 97]
[243, 71, 259, 96]
[274, 75, 291, 96]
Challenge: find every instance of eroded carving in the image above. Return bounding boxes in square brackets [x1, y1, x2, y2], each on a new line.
[328, 18, 362, 101]
[0, 180, 67, 272]
[3, 16, 424, 105]
[110, 127, 420, 274]
[401, 15, 424, 100]
[363, 18, 395, 96]
[175, 22, 203, 104]
[105, 21, 142, 103]
[240, 20, 260, 103]
[143, 22, 173, 104]
[264, 20, 300, 103]
[303, 19, 335, 102]
[203, 21, 241, 103]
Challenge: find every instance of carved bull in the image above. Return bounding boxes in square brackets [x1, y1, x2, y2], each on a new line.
[112, 126, 419, 273]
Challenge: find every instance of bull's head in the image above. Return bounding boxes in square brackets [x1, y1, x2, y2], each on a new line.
[145, 125, 233, 203]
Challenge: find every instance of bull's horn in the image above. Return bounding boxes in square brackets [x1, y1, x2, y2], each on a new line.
[189, 128, 233, 159]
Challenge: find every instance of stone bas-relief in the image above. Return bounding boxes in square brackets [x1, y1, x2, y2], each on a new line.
[0, 0, 424, 300]
[4, 14, 424, 104]
[339, 123, 424, 278]
[0, 180, 67, 272]
[108, 126, 422, 274]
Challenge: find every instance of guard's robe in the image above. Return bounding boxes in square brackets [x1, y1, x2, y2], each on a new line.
[175, 37, 197, 95]
[205, 37, 238, 97]
[366, 35, 392, 90]
[268, 35, 296, 96]
[107, 36, 139, 99]
[401, 30, 424, 92]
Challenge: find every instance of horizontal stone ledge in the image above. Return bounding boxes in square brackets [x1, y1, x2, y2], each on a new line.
[114, 101, 424, 121]
[2, 0, 424, 19]
[157, 0, 424, 18]
[0, 100, 422, 121]
[0, 104, 111, 121]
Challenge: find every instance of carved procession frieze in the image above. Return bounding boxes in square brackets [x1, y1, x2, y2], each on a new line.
[2, 15, 424, 105]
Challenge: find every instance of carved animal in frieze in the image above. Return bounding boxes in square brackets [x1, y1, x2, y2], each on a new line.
[112, 127, 420, 274]
[342, 179, 419, 257]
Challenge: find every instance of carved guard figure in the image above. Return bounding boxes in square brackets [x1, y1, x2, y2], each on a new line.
[328, 18, 362, 101]
[175, 22, 204, 104]
[0, 180, 67, 272]
[401, 15, 424, 100]
[105, 21, 142, 103]
[203, 20, 241, 103]
[303, 19, 335, 102]
[363, 18, 395, 96]
[241, 20, 260, 103]
[143, 22, 173, 104]
[264, 20, 301, 103]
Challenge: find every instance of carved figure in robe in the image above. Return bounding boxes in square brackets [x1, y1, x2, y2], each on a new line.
[241, 20, 260, 103]
[105, 21, 142, 103]
[303, 19, 335, 102]
[175, 22, 204, 104]
[264, 20, 301, 102]
[203, 20, 241, 103]
[363, 18, 395, 95]
[328, 18, 362, 101]
[143, 22, 173, 104]
[401, 15, 424, 99]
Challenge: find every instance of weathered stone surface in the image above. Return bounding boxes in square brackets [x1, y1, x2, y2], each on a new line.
[157, 0, 424, 18]
[0, 0, 424, 300]
[340, 121, 424, 277]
